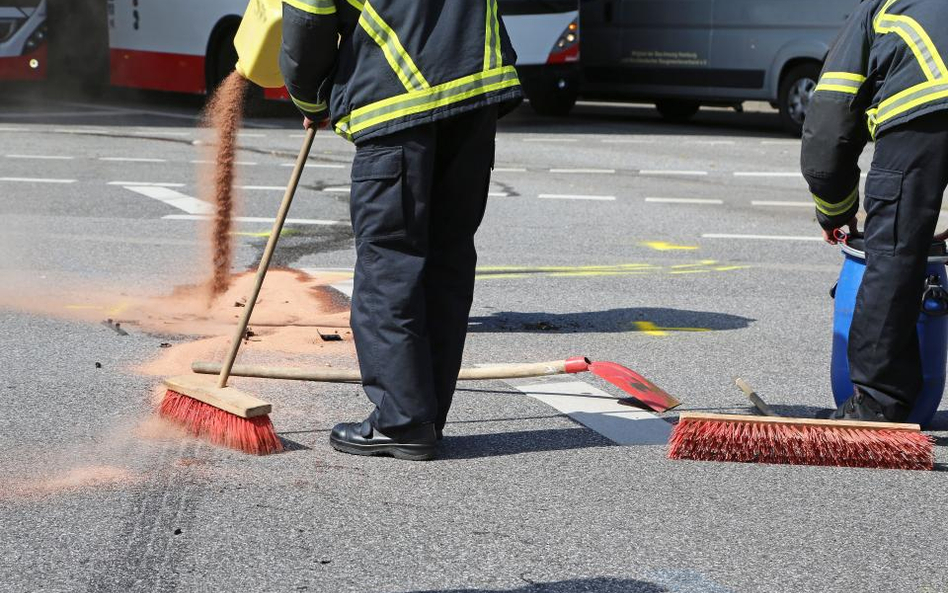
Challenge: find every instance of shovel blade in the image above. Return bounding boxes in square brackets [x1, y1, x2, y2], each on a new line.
[588, 361, 681, 412]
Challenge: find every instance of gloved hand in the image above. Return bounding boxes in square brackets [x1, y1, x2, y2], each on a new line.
[822, 216, 858, 245]
[303, 116, 330, 131]
[935, 229, 948, 243]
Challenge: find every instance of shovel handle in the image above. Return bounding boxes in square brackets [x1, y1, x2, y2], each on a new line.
[192, 357, 590, 383]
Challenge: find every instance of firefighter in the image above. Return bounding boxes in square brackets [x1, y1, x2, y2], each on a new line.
[279, 0, 522, 459]
[802, 0, 948, 422]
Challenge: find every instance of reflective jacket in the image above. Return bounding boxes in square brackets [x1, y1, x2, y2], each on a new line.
[801, 0, 948, 230]
[279, 0, 523, 143]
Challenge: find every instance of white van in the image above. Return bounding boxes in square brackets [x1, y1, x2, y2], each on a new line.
[580, 0, 857, 134]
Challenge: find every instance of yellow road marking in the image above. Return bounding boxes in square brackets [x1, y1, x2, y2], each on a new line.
[640, 241, 699, 251]
[633, 321, 712, 336]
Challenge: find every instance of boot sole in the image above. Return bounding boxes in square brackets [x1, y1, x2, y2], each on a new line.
[329, 435, 436, 461]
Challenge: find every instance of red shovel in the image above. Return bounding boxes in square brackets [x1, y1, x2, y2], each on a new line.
[190, 356, 681, 412]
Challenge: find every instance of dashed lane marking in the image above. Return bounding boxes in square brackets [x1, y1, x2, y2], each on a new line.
[5, 154, 74, 160]
[134, 131, 191, 137]
[488, 192, 509, 197]
[124, 186, 212, 215]
[522, 137, 578, 143]
[163, 214, 346, 226]
[99, 157, 167, 163]
[505, 379, 672, 446]
[691, 140, 735, 145]
[539, 193, 616, 201]
[191, 159, 257, 166]
[0, 126, 29, 132]
[639, 170, 708, 176]
[493, 167, 528, 173]
[601, 138, 654, 144]
[702, 233, 823, 242]
[645, 197, 722, 205]
[549, 168, 615, 174]
[108, 181, 184, 187]
[751, 200, 812, 207]
[0, 176, 75, 183]
[734, 171, 802, 178]
[282, 162, 346, 169]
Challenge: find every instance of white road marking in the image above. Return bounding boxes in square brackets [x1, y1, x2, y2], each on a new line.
[539, 193, 616, 201]
[507, 379, 672, 446]
[331, 279, 354, 298]
[691, 140, 735, 145]
[488, 191, 509, 197]
[734, 171, 802, 178]
[164, 214, 346, 226]
[645, 197, 723, 205]
[59, 101, 201, 122]
[134, 131, 191, 137]
[240, 185, 285, 191]
[191, 159, 258, 166]
[0, 126, 28, 132]
[493, 167, 528, 173]
[325, 186, 351, 193]
[550, 168, 616, 174]
[639, 170, 708, 176]
[100, 157, 167, 163]
[5, 154, 74, 160]
[125, 186, 212, 215]
[108, 181, 185, 187]
[522, 137, 578, 143]
[751, 200, 813, 207]
[282, 162, 346, 169]
[601, 138, 654, 144]
[237, 132, 266, 138]
[702, 233, 823, 242]
[760, 140, 800, 145]
[0, 176, 75, 183]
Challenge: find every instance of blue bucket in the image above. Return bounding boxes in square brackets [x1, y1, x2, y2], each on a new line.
[831, 238, 948, 427]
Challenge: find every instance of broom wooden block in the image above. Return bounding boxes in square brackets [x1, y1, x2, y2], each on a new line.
[669, 412, 934, 471]
[163, 375, 272, 419]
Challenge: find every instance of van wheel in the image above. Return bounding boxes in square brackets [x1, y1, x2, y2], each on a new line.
[778, 63, 820, 136]
[655, 100, 700, 122]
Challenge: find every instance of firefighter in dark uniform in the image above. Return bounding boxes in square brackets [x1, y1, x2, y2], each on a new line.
[802, 0, 948, 422]
[279, 0, 522, 459]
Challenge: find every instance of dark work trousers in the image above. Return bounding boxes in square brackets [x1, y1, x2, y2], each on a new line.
[347, 106, 498, 434]
[850, 112, 948, 420]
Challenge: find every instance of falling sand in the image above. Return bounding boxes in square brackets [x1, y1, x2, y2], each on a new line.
[200, 71, 250, 299]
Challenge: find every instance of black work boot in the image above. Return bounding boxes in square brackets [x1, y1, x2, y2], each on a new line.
[828, 389, 890, 422]
[330, 419, 437, 461]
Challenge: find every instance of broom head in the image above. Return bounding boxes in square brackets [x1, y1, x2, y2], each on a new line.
[159, 375, 283, 455]
[669, 412, 933, 471]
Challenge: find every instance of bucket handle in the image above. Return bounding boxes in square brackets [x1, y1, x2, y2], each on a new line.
[921, 275, 948, 317]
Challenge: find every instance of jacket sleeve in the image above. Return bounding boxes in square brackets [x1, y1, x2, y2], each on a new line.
[800, 1, 877, 231]
[279, 0, 341, 121]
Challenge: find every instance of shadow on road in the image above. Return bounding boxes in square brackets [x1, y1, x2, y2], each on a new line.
[437, 427, 616, 460]
[468, 307, 754, 334]
[401, 577, 668, 593]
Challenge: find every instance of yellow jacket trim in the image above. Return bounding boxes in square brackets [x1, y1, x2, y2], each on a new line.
[283, 0, 336, 16]
[874, 0, 948, 82]
[812, 187, 858, 217]
[359, 2, 429, 92]
[290, 94, 328, 113]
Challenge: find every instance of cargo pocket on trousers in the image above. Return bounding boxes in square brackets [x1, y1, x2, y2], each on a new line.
[863, 167, 903, 255]
[350, 146, 405, 241]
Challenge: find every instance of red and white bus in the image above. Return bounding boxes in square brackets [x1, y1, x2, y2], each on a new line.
[104, 0, 579, 110]
[0, 0, 47, 81]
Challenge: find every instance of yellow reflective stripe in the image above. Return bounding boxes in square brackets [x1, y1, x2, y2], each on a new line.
[823, 72, 866, 82]
[815, 72, 865, 94]
[813, 187, 859, 217]
[483, 0, 502, 71]
[869, 79, 948, 126]
[873, 0, 948, 81]
[346, 0, 363, 10]
[283, 0, 336, 15]
[335, 66, 520, 139]
[290, 94, 328, 113]
[815, 84, 860, 94]
[359, 2, 429, 92]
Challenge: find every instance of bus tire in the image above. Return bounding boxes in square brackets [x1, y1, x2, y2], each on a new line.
[655, 100, 700, 122]
[778, 62, 821, 137]
[527, 87, 578, 116]
[206, 21, 266, 115]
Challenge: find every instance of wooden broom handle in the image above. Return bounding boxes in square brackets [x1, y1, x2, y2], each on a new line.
[216, 126, 317, 389]
[195, 359, 579, 383]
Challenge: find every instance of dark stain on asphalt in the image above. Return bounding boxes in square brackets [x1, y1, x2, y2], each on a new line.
[248, 225, 354, 268]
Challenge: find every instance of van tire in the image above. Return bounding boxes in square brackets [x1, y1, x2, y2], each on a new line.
[778, 63, 821, 136]
[655, 100, 700, 122]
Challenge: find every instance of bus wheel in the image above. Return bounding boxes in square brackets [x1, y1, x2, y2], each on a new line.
[778, 63, 820, 136]
[655, 100, 700, 122]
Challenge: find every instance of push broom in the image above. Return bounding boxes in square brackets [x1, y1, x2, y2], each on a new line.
[668, 379, 934, 470]
[158, 126, 318, 455]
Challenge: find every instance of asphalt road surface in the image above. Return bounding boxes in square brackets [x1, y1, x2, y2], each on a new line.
[1, 83, 946, 593]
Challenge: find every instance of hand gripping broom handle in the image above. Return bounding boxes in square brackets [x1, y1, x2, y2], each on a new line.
[194, 357, 592, 383]
[216, 126, 317, 389]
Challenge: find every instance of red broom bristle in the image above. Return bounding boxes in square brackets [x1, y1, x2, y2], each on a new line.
[158, 389, 284, 455]
[668, 417, 934, 471]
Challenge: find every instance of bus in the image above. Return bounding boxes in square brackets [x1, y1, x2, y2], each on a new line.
[0, 0, 46, 81]
[103, 0, 579, 111]
[579, 0, 856, 134]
